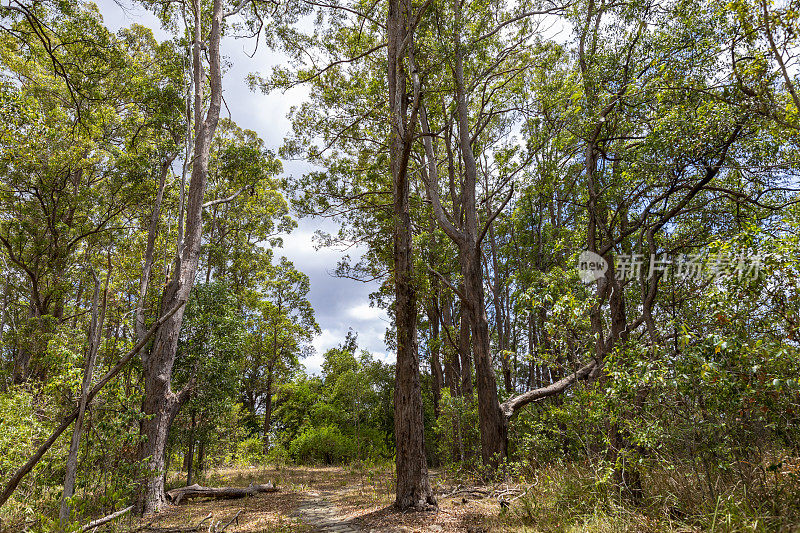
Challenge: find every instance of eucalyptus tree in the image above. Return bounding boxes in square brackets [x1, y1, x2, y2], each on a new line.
[130, 0, 320, 508]
[261, 0, 438, 507]
[0, 5, 187, 513]
[413, 0, 572, 466]
[239, 257, 319, 451]
[133, 0, 224, 512]
[522, 0, 800, 496]
[0, 8, 180, 386]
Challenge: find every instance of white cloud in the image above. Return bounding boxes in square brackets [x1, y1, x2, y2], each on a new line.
[304, 328, 340, 374]
[347, 303, 387, 322]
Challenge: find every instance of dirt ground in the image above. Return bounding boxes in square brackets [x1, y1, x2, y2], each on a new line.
[121, 465, 501, 533]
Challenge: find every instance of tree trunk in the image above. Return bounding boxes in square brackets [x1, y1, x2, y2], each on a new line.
[263, 368, 273, 453]
[488, 222, 511, 393]
[452, 6, 507, 467]
[197, 439, 205, 474]
[527, 312, 536, 389]
[388, 0, 436, 509]
[186, 411, 196, 486]
[457, 301, 473, 399]
[441, 299, 461, 396]
[166, 482, 277, 505]
[135, 0, 223, 515]
[427, 298, 443, 419]
[59, 271, 104, 528]
[12, 299, 38, 384]
[461, 245, 507, 468]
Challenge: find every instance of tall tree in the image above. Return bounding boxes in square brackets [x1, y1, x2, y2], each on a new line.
[388, 0, 437, 510]
[135, 0, 224, 513]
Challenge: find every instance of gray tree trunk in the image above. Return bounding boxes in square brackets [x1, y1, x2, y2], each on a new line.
[452, 8, 507, 467]
[59, 271, 104, 527]
[135, 0, 223, 515]
[262, 367, 273, 453]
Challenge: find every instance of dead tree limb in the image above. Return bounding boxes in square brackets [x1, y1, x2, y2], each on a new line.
[165, 483, 277, 505]
[79, 505, 133, 532]
[500, 358, 599, 419]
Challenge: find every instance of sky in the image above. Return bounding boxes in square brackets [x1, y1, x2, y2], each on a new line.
[94, 0, 391, 374]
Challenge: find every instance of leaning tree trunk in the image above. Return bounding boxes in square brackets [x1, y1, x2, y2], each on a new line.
[388, 0, 436, 510]
[135, 0, 223, 515]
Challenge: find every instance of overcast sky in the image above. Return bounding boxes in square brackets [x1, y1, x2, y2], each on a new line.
[94, 0, 391, 374]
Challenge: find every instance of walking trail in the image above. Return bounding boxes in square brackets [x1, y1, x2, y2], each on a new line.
[293, 489, 361, 532]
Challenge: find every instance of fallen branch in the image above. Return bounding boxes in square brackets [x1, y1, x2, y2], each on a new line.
[217, 510, 241, 531]
[442, 485, 490, 498]
[79, 505, 133, 532]
[166, 482, 277, 505]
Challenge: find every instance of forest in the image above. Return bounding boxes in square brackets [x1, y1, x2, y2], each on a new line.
[0, 0, 799, 531]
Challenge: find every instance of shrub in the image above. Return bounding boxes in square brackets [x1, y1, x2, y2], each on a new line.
[289, 425, 356, 464]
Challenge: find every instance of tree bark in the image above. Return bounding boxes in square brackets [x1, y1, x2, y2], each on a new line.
[488, 222, 512, 393]
[197, 440, 205, 474]
[12, 300, 38, 384]
[262, 367, 273, 453]
[388, 0, 436, 510]
[135, 0, 224, 515]
[461, 245, 507, 468]
[457, 300, 473, 400]
[427, 301, 444, 419]
[186, 411, 196, 486]
[441, 298, 461, 396]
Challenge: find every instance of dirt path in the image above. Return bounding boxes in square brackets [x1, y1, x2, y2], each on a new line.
[293, 490, 361, 532]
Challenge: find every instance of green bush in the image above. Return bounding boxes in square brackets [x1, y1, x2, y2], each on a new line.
[434, 390, 481, 473]
[289, 425, 357, 464]
[235, 436, 268, 466]
[266, 444, 292, 466]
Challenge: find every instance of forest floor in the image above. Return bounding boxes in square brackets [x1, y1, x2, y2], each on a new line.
[116, 463, 737, 533]
[124, 465, 498, 533]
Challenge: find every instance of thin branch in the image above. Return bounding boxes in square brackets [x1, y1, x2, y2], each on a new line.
[202, 186, 249, 208]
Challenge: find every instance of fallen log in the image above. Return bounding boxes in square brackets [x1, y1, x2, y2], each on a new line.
[166, 482, 277, 505]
